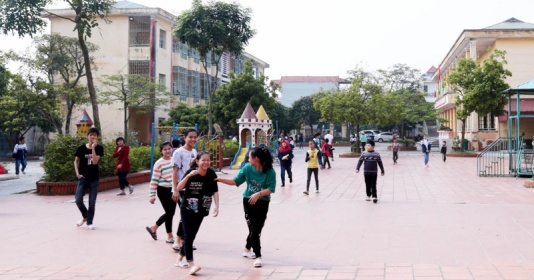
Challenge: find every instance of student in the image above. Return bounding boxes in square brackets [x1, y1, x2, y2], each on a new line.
[441, 141, 447, 162]
[13, 136, 28, 176]
[146, 142, 175, 242]
[113, 137, 133, 195]
[421, 134, 431, 167]
[171, 129, 199, 251]
[74, 128, 104, 230]
[359, 132, 368, 153]
[324, 130, 334, 161]
[277, 139, 293, 187]
[321, 138, 332, 169]
[313, 132, 323, 167]
[356, 140, 385, 204]
[392, 138, 400, 164]
[215, 146, 276, 268]
[174, 151, 219, 275]
[304, 140, 319, 195]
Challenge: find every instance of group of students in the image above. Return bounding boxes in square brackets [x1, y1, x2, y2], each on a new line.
[72, 128, 277, 275]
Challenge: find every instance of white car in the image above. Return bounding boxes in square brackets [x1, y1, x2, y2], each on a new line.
[376, 132, 394, 142]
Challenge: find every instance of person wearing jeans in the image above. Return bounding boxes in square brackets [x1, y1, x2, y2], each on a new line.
[421, 134, 431, 167]
[277, 140, 293, 187]
[74, 128, 104, 230]
[13, 136, 28, 176]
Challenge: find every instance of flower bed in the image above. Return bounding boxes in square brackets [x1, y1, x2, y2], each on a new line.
[36, 170, 151, 196]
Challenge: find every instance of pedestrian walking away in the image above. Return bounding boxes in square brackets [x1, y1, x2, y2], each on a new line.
[74, 128, 104, 230]
[174, 151, 219, 275]
[304, 140, 320, 195]
[277, 139, 293, 187]
[171, 129, 199, 251]
[320, 138, 332, 169]
[392, 138, 400, 164]
[324, 130, 334, 161]
[146, 142, 175, 243]
[421, 134, 431, 167]
[359, 132, 368, 153]
[215, 146, 277, 268]
[12, 136, 28, 176]
[113, 137, 134, 195]
[356, 140, 385, 204]
[441, 140, 447, 162]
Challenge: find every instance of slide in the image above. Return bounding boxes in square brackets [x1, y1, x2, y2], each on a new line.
[231, 147, 249, 169]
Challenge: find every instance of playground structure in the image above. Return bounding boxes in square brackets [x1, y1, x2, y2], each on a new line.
[230, 103, 273, 169]
[149, 123, 224, 176]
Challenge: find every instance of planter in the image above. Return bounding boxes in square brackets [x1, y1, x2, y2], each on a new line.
[339, 153, 361, 158]
[524, 180, 534, 188]
[446, 153, 478, 158]
[36, 170, 151, 196]
[386, 146, 417, 151]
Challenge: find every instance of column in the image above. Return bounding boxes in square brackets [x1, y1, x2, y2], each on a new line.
[341, 122, 347, 138]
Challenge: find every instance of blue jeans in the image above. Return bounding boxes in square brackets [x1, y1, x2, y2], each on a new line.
[423, 152, 429, 165]
[280, 164, 292, 185]
[75, 178, 99, 225]
[15, 159, 27, 175]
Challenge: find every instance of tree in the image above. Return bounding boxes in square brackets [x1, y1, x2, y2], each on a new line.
[377, 63, 422, 93]
[213, 60, 276, 136]
[0, 0, 114, 132]
[447, 49, 511, 151]
[164, 103, 208, 133]
[98, 74, 172, 138]
[174, 0, 255, 136]
[290, 96, 321, 137]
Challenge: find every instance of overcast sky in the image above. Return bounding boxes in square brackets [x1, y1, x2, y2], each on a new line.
[2, 0, 534, 80]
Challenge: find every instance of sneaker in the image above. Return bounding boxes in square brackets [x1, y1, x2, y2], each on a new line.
[289, 177, 293, 183]
[117, 191, 126, 196]
[172, 242, 181, 251]
[87, 224, 96, 230]
[76, 219, 86, 227]
[366, 196, 371, 201]
[254, 258, 263, 268]
[373, 197, 378, 204]
[175, 261, 189, 268]
[281, 184, 285, 187]
[303, 191, 309, 195]
[189, 266, 201, 275]
[242, 251, 256, 259]
[22, 171, 26, 174]
[129, 185, 134, 194]
[316, 190, 319, 193]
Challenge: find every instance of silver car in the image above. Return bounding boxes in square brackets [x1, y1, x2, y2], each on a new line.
[376, 132, 393, 142]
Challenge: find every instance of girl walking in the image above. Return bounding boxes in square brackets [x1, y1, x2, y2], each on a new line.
[174, 151, 219, 275]
[215, 146, 276, 268]
[146, 142, 175, 243]
[277, 140, 293, 187]
[304, 140, 319, 194]
[113, 137, 133, 195]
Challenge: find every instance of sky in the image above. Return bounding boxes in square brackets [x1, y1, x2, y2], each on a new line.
[2, 0, 534, 80]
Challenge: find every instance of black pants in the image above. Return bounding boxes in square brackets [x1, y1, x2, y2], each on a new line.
[176, 191, 184, 238]
[322, 155, 331, 168]
[364, 174, 377, 198]
[442, 152, 446, 162]
[179, 208, 204, 262]
[243, 197, 270, 258]
[393, 151, 398, 163]
[117, 171, 130, 190]
[306, 168, 319, 191]
[280, 164, 292, 185]
[156, 186, 176, 233]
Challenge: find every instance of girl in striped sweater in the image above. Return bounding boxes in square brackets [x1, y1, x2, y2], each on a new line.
[146, 142, 176, 243]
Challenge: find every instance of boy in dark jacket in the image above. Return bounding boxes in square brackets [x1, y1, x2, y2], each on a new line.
[356, 140, 384, 204]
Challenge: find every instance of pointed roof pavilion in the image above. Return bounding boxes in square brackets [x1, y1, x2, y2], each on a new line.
[240, 103, 257, 120]
[75, 109, 93, 126]
[256, 105, 270, 121]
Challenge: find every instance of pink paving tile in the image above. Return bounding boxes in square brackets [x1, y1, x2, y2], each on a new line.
[468, 270, 501, 277]
[300, 270, 329, 276]
[442, 272, 473, 280]
[326, 272, 357, 279]
[414, 277, 444, 280]
[385, 274, 415, 280]
[414, 270, 443, 277]
[329, 266, 358, 273]
[357, 269, 385, 276]
[268, 272, 300, 279]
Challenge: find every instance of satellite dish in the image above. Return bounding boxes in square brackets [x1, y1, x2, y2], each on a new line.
[214, 123, 223, 134]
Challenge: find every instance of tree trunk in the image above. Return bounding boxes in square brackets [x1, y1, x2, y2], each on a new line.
[356, 124, 361, 153]
[77, 27, 101, 133]
[460, 119, 466, 152]
[65, 97, 75, 134]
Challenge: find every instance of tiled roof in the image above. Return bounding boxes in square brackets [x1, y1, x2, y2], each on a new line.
[240, 103, 257, 119]
[426, 66, 437, 74]
[114, 0, 149, 9]
[280, 76, 349, 83]
[484, 17, 534, 30]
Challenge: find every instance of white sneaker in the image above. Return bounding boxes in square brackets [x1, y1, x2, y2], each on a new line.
[87, 224, 96, 230]
[254, 258, 263, 267]
[366, 196, 371, 201]
[172, 242, 181, 251]
[242, 251, 256, 259]
[76, 219, 86, 227]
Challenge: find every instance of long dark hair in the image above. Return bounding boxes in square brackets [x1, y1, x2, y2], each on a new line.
[250, 146, 273, 173]
[190, 151, 210, 169]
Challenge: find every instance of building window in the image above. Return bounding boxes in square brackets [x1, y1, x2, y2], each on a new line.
[191, 49, 200, 64]
[478, 113, 496, 131]
[423, 85, 428, 93]
[172, 39, 179, 53]
[159, 30, 166, 49]
[129, 17, 150, 47]
[129, 61, 150, 76]
[158, 74, 166, 92]
[179, 43, 188, 59]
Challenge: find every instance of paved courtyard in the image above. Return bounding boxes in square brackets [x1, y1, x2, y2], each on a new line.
[2, 145, 534, 279]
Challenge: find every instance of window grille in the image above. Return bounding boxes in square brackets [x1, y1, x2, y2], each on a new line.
[179, 43, 188, 59]
[158, 74, 166, 92]
[159, 30, 166, 49]
[478, 113, 496, 131]
[129, 61, 150, 76]
[129, 17, 150, 47]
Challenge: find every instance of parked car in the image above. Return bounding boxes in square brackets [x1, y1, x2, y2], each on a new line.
[360, 130, 379, 140]
[376, 132, 393, 142]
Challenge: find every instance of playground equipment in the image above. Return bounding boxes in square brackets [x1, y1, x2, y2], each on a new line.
[230, 103, 272, 169]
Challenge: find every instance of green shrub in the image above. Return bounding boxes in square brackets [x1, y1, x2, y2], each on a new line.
[43, 134, 87, 182]
[398, 138, 415, 147]
[223, 140, 238, 158]
[43, 135, 156, 182]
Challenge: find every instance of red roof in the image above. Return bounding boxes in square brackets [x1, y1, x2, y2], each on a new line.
[280, 76, 349, 83]
[426, 66, 437, 74]
[240, 103, 257, 119]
